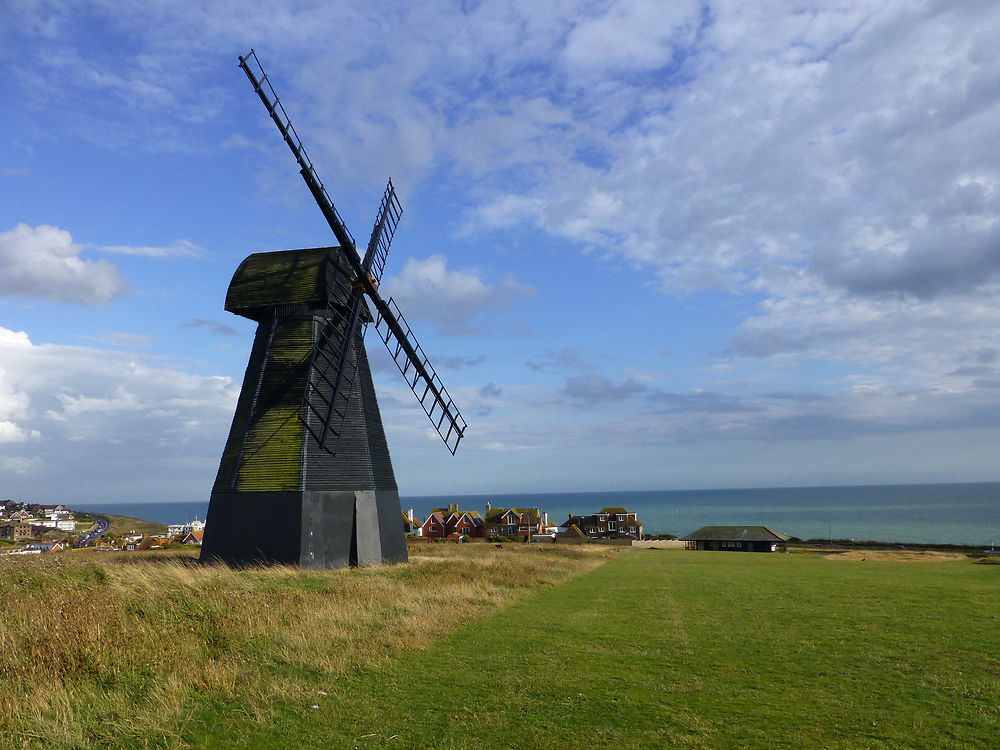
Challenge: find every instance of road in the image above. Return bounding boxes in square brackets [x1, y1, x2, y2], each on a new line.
[78, 515, 110, 546]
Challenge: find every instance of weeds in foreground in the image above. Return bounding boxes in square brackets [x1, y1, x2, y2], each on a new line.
[0, 543, 614, 747]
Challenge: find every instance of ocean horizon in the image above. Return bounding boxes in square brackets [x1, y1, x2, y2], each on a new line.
[71, 480, 1000, 547]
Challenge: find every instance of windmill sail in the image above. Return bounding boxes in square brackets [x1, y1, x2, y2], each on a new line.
[371, 296, 467, 455]
[239, 50, 358, 256]
[307, 181, 402, 453]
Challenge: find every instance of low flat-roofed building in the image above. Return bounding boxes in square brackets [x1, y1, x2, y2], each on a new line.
[681, 525, 790, 552]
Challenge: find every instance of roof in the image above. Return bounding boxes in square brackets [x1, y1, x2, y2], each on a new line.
[484, 507, 541, 523]
[225, 247, 370, 322]
[431, 508, 483, 523]
[680, 526, 791, 542]
[401, 510, 423, 524]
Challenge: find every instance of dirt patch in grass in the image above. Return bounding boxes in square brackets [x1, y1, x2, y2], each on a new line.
[826, 548, 970, 562]
[633, 539, 685, 549]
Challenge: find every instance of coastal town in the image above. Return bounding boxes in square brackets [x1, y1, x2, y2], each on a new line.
[0, 499, 207, 555]
[0, 497, 648, 556]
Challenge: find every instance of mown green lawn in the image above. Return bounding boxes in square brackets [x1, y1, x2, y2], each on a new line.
[187, 549, 1000, 749]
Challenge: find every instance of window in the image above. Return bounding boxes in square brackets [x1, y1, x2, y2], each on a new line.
[609, 521, 617, 531]
[630, 527, 637, 534]
[617, 514, 625, 522]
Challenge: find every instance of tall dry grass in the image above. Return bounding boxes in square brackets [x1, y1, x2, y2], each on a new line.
[0, 543, 615, 748]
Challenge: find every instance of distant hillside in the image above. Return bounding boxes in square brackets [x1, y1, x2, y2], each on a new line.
[91, 513, 168, 537]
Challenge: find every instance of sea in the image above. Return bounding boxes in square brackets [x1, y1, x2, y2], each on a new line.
[72, 481, 1000, 547]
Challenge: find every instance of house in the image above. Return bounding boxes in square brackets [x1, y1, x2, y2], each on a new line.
[182, 529, 204, 545]
[168, 518, 206, 539]
[681, 526, 790, 552]
[556, 523, 587, 542]
[1, 523, 41, 541]
[401, 507, 423, 535]
[447, 510, 483, 538]
[560, 508, 643, 540]
[483, 505, 546, 539]
[22, 541, 64, 553]
[420, 505, 485, 539]
[420, 511, 449, 539]
[136, 537, 170, 551]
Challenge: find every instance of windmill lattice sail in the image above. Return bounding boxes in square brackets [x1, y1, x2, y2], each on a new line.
[304, 180, 402, 455]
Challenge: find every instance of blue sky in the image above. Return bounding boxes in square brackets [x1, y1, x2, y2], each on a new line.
[2, 0, 999, 504]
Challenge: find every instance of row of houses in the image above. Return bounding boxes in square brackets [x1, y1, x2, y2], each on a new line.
[0, 500, 78, 534]
[167, 518, 205, 537]
[402, 502, 644, 541]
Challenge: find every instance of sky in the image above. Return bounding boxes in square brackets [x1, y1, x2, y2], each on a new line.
[2, 0, 999, 505]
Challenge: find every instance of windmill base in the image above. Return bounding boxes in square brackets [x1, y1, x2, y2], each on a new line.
[199, 490, 408, 568]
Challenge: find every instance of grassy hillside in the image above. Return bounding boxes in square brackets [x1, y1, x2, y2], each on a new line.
[0, 542, 614, 748]
[3, 546, 998, 748]
[92, 513, 169, 537]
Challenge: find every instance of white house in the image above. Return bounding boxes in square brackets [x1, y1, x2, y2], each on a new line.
[168, 518, 205, 538]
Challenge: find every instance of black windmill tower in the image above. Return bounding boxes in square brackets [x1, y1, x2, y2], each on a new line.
[201, 51, 466, 568]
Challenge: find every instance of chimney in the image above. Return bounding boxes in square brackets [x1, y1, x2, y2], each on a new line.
[408, 507, 414, 523]
[543, 511, 549, 526]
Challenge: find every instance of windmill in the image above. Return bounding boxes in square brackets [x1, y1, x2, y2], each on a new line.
[200, 50, 466, 568]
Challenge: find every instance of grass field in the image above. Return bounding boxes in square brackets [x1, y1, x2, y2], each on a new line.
[2, 546, 998, 748]
[0, 542, 613, 748]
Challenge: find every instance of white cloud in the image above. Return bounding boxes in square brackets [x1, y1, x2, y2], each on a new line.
[97, 239, 201, 257]
[562, 0, 702, 78]
[0, 456, 42, 474]
[381, 255, 534, 334]
[0, 224, 129, 305]
[5, 1, 1000, 493]
[0, 326, 239, 503]
[0, 420, 40, 443]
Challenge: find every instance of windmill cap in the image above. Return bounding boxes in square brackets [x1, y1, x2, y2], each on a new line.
[225, 247, 371, 322]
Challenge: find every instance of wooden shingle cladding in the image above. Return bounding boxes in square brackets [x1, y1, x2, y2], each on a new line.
[212, 248, 397, 495]
[202, 246, 406, 569]
[680, 525, 790, 552]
